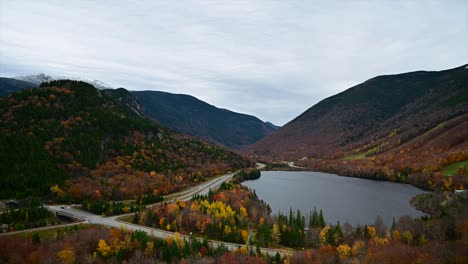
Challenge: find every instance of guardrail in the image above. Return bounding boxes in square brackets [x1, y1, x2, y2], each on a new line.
[114, 218, 293, 257]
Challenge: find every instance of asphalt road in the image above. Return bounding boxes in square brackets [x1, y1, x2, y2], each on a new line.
[46, 163, 291, 257]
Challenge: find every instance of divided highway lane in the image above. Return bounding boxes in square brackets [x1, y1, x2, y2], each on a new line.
[46, 163, 291, 257]
[48, 205, 291, 257]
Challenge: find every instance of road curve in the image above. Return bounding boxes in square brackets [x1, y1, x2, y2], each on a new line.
[45, 164, 292, 257]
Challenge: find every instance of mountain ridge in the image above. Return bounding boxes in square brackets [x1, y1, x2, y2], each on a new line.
[0, 80, 252, 199]
[131, 90, 278, 148]
[1, 76, 278, 148]
[14, 73, 112, 90]
[0, 77, 36, 96]
[246, 64, 468, 190]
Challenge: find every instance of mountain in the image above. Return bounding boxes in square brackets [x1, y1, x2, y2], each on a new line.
[0, 77, 36, 96]
[0, 80, 252, 199]
[131, 90, 278, 148]
[14, 73, 112, 90]
[2, 75, 278, 148]
[247, 65, 468, 189]
[102, 88, 145, 117]
[265, 121, 280, 130]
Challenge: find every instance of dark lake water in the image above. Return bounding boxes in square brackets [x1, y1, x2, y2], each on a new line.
[242, 171, 428, 226]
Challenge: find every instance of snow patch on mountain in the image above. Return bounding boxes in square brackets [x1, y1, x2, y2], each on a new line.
[15, 73, 54, 85]
[14, 73, 113, 90]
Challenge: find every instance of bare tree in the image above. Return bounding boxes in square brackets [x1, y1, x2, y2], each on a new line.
[374, 215, 387, 237]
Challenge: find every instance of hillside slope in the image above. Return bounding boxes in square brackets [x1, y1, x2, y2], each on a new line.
[1, 77, 278, 148]
[247, 65, 468, 189]
[0, 77, 36, 96]
[132, 90, 278, 147]
[0, 81, 252, 199]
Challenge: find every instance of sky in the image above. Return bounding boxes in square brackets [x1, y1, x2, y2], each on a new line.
[0, 1, 467, 125]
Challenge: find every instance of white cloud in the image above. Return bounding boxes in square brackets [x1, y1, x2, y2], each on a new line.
[1, 0, 467, 125]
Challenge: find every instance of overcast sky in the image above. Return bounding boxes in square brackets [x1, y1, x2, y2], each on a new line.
[0, 1, 467, 125]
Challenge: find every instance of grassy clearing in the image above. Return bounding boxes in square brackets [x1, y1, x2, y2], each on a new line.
[442, 160, 468, 176]
[343, 152, 367, 160]
[117, 214, 134, 223]
[343, 146, 379, 160]
[8, 223, 90, 241]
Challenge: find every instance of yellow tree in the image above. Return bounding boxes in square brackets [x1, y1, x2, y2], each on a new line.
[239, 207, 248, 218]
[224, 225, 232, 236]
[145, 241, 154, 256]
[56, 247, 75, 264]
[174, 232, 185, 248]
[402, 230, 413, 245]
[320, 226, 332, 245]
[367, 226, 376, 238]
[96, 239, 112, 257]
[337, 244, 351, 259]
[272, 224, 281, 245]
[351, 240, 365, 257]
[108, 229, 123, 254]
[442, 177, 454, 191]
[50, 184, 62, 200]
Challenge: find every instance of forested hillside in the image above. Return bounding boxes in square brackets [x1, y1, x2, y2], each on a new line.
[247, 65, 468, 190]
[0, 77, 278, 148]
[0, 80, 252, 200]
[132, 90, 278, 147]
[0, 77, 36, 96]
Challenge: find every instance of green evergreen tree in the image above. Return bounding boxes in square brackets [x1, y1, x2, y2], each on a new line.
[274, 252, 281, 264]
[133, 212, 140, 224]
[32, 233, 41, 245]
[355, 227, 362, 239]
[288, 208, 293, 226]
[364, 225, 371, 240]
[333, 221, 344, 244]
[309, 211, 313, 228]
[318, 210, 325, 227]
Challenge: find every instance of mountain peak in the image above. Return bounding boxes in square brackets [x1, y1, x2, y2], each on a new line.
[13, 73, 112, 90]
[15, 73, 54, 85]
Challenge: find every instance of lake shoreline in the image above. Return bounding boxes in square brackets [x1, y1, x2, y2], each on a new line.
[265, 167, 433, 192]
[264, 167, 434, 216]
[243, 170, 429, 226]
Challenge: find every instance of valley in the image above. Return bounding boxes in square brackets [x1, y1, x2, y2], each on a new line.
[246, 65, 468, 192]
[1, 2, 467, 262]
[0, 66, 466, 263]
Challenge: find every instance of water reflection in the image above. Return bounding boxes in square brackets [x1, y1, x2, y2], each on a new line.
[242, 171, 428, 226]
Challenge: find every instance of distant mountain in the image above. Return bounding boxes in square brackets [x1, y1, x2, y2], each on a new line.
[265, 121, 280, 130]
[14, 73, 54, 86]
[131, 90, 279, 148]
[0, 77, 36, 96]
[14, 73, 112, 90]
[0, 80, 252, 199]
[2, 74, 278, 148]
[247, 65, 468, 190]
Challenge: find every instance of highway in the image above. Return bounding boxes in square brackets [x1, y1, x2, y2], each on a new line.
[46, 163, 292, 257]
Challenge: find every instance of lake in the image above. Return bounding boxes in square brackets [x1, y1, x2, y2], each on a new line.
[242, 171, 428, 226]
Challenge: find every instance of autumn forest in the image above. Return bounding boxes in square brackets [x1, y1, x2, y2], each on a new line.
[0, 69, 466, 264]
